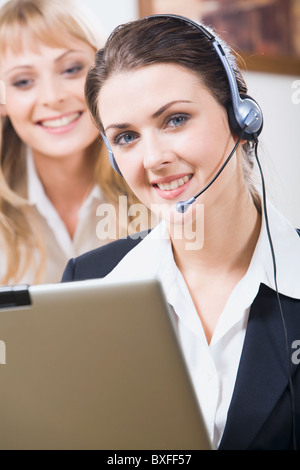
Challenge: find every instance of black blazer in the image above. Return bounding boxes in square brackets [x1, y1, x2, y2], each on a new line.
[62, 234, 300, 450]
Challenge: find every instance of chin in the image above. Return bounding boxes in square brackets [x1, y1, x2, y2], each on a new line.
[151, 201, 202, 225]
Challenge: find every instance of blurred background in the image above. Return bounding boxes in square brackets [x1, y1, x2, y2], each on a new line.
[0, 0, 299, 227]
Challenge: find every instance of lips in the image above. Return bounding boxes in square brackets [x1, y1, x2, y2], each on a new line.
[38, 111, 82, 129]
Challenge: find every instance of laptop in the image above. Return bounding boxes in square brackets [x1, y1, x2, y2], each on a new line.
[0, 277, 212, 450]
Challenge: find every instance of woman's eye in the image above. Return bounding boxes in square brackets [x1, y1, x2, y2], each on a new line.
[115, 133, 137, 146]
[63, 64, 84, 77]
[167, 114, 189, 128]
[12, 78, 33, 89]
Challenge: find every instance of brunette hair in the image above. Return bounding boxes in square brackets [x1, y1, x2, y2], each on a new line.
[85, 15, 260, 209]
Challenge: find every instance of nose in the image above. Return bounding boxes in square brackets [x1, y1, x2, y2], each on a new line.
[38, 76, 67, 107]
[142, 132, 175, 171]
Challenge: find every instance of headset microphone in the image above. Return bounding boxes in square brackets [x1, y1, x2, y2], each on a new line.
[176, 130, 245, 213]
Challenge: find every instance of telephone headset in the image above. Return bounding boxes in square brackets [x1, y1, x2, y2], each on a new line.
[101, 14, 296, 448]
[101, 13, 263, 181]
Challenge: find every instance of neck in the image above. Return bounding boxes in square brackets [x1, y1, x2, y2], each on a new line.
[31, 142, 99, 238]
[168, 161, 262, 344]
[171, 180, 261, 278]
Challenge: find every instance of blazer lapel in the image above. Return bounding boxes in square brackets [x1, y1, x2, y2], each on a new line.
[219, 283, 298, 449]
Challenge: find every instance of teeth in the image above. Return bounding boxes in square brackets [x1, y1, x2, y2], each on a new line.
[157, 175, 191, 191]
[40, 112, 81, 128]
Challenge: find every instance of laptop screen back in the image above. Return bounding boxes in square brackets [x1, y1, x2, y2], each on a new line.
[0, 278, 212, 450]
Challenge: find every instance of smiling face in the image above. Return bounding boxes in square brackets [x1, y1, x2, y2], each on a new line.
[0, 31, 99, 161]
[99, 63, 241, 225]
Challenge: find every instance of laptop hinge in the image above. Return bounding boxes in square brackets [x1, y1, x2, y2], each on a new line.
[0, 285, 31, 308]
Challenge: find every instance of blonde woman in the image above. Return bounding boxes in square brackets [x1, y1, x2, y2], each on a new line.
[0, 0, 149, 285]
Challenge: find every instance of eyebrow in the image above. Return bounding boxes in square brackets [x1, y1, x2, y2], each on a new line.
[104, 100, 192, 132]
[4, 50, 83, 75]
[152, 100, 192, 118]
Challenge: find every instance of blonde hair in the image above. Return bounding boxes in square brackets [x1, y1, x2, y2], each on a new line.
[0, 0, 146, 285]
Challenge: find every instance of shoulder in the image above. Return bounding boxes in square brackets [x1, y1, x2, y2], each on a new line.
[62, 230, 150, 282]
[254, 284, 300, 332]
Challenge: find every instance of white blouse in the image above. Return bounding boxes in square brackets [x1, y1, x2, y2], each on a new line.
[103, 202, 300, 448]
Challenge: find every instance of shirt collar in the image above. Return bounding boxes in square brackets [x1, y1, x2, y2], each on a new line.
[105, 220, 175, 287]
[105, 201, 300, 302]
[257, 200, 300, 299]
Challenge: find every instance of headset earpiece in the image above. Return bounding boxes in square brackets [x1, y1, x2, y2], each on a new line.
[227, 94, 263, 141]
[100, 131, 122, 176]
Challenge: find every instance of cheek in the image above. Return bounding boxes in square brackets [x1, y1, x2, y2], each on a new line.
[8, 115, 31, 143]
[179, 131, 214, 170]
[68, 78, 86, 100]
[118, 160, 149, 202]
[121, 164, 143, 193]
[171, 120, 219, 168]
[189, 122, 231, 173]
[5, 90, 32, 121]
[6, 97, 33, 139]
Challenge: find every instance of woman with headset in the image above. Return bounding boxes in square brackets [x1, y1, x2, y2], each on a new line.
[0, 0, 148, 285]
[63, 15, 300, 450]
